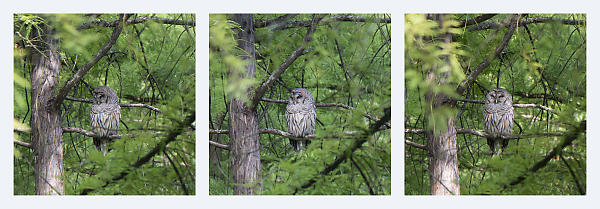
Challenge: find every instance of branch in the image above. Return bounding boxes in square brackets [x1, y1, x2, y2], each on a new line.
[78, 15, 195, 30]
[209, 140, 229, 150]
[455, 98, 556, 113]
[250, 15, 323, 109]
[14, 140, 32, 149]
[458, 14, 497, 28]
[405, 140, 427, 150]
[61, 127, 138, 139]
[254, 14, 298, 28]
[406, 128, 567, 139]
[210, 128, 358, 139]
[262, 14, 391, 31]
[65, 96, 162, 113]
[80, 110, 195, 195]
[469, 17, 585, 31]
[54, 14, 129, 110]
[295, 108, 390, 193]
[456, 14, 519, 95]
[260, 98, 390, 127]
[503, 120, 586, 190]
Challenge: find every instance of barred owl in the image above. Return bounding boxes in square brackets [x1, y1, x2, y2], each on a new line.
[286, 88, 316, 151]
[483, 88, 514, 154]
[90, 86, 121, 154]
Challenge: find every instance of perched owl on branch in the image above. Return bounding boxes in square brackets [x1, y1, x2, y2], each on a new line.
[286, 88, 316, 151]
[483, 88, 514, 155]
[90, 86, 121, 154]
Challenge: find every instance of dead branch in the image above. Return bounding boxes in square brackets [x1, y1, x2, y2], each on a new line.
[209, 140, 229, 150]
[14, 140, 32, 149]
[405, 140, 427, 150]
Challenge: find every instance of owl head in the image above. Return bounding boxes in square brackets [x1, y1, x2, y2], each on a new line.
[486, 88, 512, 105]
[93, 86, 118, 105]
[289, 88, 314, 105]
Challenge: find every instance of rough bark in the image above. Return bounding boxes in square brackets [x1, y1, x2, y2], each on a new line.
[425, 14, 460, 195]
[229, 14, 261, 195]
[30, 20, 64, 195]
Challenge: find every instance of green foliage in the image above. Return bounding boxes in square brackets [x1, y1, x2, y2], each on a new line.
[209, 14, 391, 195]
[14, 13, 195, 195]
[405, 14, 586, 195]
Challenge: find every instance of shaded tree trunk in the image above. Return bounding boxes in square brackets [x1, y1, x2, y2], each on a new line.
[30, 20, 64, 195]
[228, 14, 261, 195]
[425, 14, 460, 195]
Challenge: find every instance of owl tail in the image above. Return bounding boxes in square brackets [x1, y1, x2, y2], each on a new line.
[290, 139, 310, 151]
[93, 138, 109, 156]
[487, 138, 509, 155]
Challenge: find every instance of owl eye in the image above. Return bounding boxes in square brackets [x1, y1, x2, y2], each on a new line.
[297, 95, 302, 99]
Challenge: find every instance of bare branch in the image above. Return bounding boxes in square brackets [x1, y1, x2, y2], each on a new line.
[264, 14, 391, 31]
[250, 15, 323, 109]
[458, 14, 497, 28]
[62, 127, 138, 139]
[209, 140, 229, 150]
[469, 17, 585, 31]
[78, 15, 195, 30]
[406, 128, 567, 139]
[55, 14, 129, 110]
[65, 96, 162, 113]
[455, 98, 556, 113]
[14, 140, 32, 149]
[210, 128, 358, 139]
[260, 98, 391, 127]
[405, 140, 427, 150]
[254, 14, 298, 28]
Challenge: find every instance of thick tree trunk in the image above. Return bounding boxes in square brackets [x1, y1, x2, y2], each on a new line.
[229, 14, 261, 195]
[30, 21, 64, 195]
[425, 14, 460, 195]
[427, 117, 459, 195]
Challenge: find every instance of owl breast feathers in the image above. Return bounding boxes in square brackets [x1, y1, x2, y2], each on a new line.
[90, 86, 121, 152]
[483, 88, 514, 154]
[286, 88, 316, 151]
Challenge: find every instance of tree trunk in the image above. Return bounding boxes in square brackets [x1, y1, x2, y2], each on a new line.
[229, 14, 261, 195]
[30, 20, 64, 195]
[425, 14, 460, 195]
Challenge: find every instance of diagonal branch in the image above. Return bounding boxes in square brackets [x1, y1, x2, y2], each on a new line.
[54, 14, 129, 110]
[80, 111, 195, 195]
[456, 14, 520, 96]
[249, 15, 323, 109]
[295, 108, 390, 193]
[503, 120, 586, 191]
